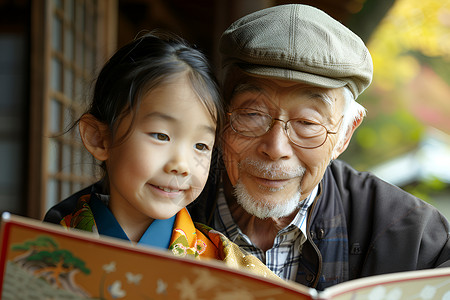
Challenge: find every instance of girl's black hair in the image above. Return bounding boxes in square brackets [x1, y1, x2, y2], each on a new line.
[86, 30, 223, 144]
[79, 30, 223, 190]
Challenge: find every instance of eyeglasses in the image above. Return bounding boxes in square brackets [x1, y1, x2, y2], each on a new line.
[228, 108, 343, 149]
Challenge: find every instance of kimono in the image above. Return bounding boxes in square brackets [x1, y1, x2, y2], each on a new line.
[58, 193, 279, 281]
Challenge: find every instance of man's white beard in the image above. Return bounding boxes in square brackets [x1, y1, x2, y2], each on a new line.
[232, 158, 305, 219]
[233, 181, 302, 219]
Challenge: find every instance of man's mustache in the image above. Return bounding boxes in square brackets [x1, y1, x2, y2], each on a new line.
[238, 158, 305, 179]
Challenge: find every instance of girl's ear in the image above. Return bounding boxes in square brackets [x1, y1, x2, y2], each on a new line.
[79, 114, 110, 161]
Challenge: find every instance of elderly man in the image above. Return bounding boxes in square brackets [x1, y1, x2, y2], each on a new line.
[189, 4, 450, 290]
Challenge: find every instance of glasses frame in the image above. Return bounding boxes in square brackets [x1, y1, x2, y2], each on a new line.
[228, 108, 343, 149]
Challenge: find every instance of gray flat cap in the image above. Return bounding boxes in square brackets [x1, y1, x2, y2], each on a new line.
[220, 4, 373, 99]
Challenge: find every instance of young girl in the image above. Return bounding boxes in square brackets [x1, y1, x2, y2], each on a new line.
[44, 31, 278, 280]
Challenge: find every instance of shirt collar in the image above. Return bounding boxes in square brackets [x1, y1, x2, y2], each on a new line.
[89, 193, 175, 249]
[290, 185, 317, 236]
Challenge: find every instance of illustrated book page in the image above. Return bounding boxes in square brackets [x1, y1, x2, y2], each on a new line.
[0, 213, 313, 300]
[1, 212, 449, 300]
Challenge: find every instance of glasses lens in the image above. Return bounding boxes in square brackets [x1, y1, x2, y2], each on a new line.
[287, 120, 327, 148]
[231, 109, 271, 137]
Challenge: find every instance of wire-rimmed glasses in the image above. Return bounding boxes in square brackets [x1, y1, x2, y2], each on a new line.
[228, 108, 343, 149]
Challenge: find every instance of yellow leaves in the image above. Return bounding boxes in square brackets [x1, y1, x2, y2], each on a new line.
[368, 0, 450, 88]
[380, 124, 403, 146]
[356, 127, 377, 149]
[355, 123, 404, 150]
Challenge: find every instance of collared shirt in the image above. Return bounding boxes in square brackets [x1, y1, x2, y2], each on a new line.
[90, 194, 176, 249]
[213, 185, 318, 281]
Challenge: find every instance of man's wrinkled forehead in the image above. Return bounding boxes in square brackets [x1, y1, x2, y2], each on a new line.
[230, 78, 335, 108]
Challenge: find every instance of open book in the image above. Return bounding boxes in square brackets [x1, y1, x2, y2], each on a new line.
[1, 212, 449, 300]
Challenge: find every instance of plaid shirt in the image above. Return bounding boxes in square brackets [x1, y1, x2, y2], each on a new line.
[213, 185, 318, 281]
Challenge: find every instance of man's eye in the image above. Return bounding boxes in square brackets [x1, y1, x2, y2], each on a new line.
[195, 143, 210, 151]
[296, 119, 317, 126]
[149, 133, 170, 141]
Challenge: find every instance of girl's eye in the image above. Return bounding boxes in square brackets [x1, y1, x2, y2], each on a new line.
[195, 143, 210, 151]
[150, 133, 170, 141]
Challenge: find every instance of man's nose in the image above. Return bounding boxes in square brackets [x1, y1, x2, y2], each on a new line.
[257, 120, 293, 161]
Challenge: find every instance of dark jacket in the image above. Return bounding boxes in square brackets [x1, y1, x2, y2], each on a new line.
[187, 160, 450, 290]
[44, 160, 450, 291]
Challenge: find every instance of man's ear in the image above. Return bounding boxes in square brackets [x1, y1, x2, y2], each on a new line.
[332, 114, 363, 160]
[79, 114, 110, 161]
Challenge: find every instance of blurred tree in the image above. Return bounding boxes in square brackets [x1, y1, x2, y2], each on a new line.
[341, 0, 450, 205]
[341, 0, 450, 171]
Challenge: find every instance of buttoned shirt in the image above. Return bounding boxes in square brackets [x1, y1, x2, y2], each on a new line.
[213, 185, 318, 281]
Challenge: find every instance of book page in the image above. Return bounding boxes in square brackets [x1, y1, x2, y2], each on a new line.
[0, 213, 315, 300]
[319, 268, 450, 300]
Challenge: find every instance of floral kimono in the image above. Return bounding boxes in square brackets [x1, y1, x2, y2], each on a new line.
[60, 193, 280, 281]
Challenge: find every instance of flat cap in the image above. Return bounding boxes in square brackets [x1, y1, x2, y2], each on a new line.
[220, 4, 373, 99]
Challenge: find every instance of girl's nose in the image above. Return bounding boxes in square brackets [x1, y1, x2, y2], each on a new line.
[164, 155, 190, 176]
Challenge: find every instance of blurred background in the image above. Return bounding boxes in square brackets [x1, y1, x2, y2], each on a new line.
[0, 0, 449, 220]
